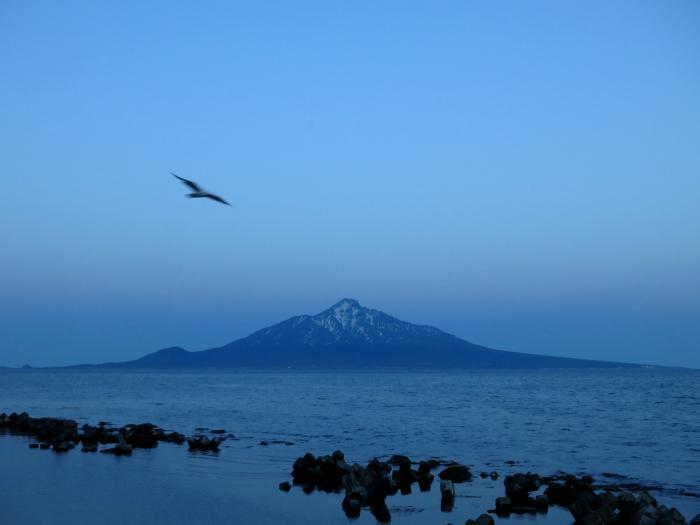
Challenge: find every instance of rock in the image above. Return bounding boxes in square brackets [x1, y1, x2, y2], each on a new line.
[439, 465, 472, 483]
[2, 413, 80, 445]
[545, 481, 575, 506]
[618, 491, 639, 516]
[418, 477, 433, 492]
[292, 450, 355, 492]
[337, 456, 395, 521]
[342, 497, 362, 518]
[545, 474, 593, 507]
[638, 491, 658, 508]
[426, 458, 443, 468]
[388, 454, 412, 466]
[440, 479, 455, 511]
[418, 461, 432, 477]
[480, 472, 489, 478]
[495, 496, 511, 514]
[440, 479, 455, 500]
[187, 436, 222, 452]
[600, 491, 617, 509]
[343, 468, 369, 503]
[535, 494, 549, 512]
[658, 506, 687, 525]
[292, 452, 317, 481]
[392, 461, 417, 487]
[278, 481, 291, 492]
[391, 459, 432, 489]
[570, 491, 600, 522]
[581, 505, 616, 525]
[369, 500, 391, 523]
[52, 441, 74, 453]
[81, 445, 98, 453]
[100, 434, 133, 456]
[466, 514, 494, 525]
[121, 423, 162, 448]
[29, 443, 39, 449]
[490, 471, 499, 480]
[1, 411, 192, 452]
[690, 515, 700, 525]
[39, 443, 50, 450]
[504, 472, 540, 503]
[161, 431, 185, 444]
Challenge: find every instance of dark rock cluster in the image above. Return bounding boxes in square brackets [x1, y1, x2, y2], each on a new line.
[291, 450, 355, 492]
[187, 436, 222, 452]
[491, 472, 549, 514]
[0, 411, 186, 454]
[492, 472, 693, 525]
[391, 456, 435, 493]
[565, 485, 689, 525]
[287, 450, 473, 522]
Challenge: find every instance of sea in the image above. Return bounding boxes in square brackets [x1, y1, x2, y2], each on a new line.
[0, 368, 698, 524]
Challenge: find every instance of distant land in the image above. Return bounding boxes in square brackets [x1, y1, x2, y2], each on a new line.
[71, 298, 644, 369]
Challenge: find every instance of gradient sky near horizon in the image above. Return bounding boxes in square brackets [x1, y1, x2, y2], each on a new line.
[1, 1, 699, 368]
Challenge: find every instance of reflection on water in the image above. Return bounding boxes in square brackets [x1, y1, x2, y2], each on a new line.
[0, 368, 698, 524]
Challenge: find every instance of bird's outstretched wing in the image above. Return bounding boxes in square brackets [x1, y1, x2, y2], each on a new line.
[205, 193, 231, 206]
[171, 172, 202, 192]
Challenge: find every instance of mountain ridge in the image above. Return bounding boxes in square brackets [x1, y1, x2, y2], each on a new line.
[77, 298, 643, 369]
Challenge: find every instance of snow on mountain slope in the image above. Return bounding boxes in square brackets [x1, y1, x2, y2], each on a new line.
[253, 298, 449, 346]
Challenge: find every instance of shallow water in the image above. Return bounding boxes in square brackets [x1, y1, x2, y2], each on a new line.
[1, 368, 699, 524]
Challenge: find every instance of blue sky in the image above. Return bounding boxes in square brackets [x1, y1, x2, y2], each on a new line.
[1, 1, 698, 367]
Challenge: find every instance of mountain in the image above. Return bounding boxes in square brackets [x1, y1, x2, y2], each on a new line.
[92, 298, 640, 369]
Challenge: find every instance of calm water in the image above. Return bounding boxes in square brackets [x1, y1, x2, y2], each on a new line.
[1, 368, 698, 524]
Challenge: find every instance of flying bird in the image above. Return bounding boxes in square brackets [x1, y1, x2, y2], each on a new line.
[171, 172, 231, 206]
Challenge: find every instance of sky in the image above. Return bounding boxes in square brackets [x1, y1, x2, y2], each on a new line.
[1, 1, 699, 368]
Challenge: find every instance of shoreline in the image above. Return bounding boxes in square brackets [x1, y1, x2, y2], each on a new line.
[2, 410, 698, 524]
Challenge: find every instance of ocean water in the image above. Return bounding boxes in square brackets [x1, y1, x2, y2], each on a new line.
[0, 368, 698, 524]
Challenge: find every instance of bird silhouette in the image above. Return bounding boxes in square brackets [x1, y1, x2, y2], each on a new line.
[171, 172, 231, 206]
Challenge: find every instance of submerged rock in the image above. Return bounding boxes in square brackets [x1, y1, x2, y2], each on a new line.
[187, 436, 222, 452]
